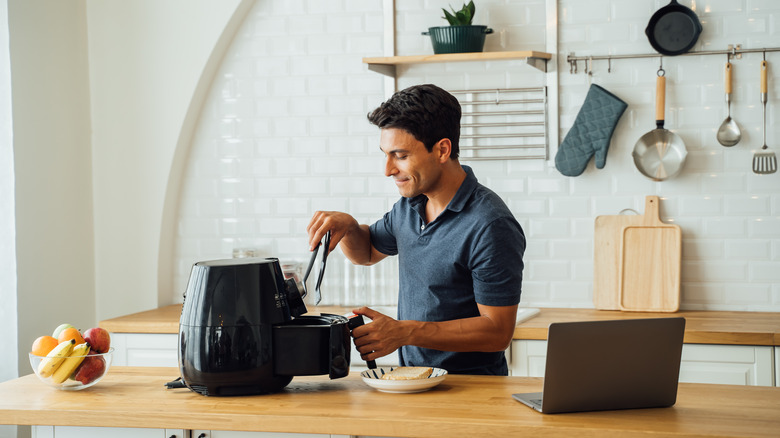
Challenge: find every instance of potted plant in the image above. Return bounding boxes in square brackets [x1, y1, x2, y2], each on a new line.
[422, 1, 493, 54]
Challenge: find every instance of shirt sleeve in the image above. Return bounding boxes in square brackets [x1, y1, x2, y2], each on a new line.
[469, 216, 525, 307]
[369, 210, 399, 256]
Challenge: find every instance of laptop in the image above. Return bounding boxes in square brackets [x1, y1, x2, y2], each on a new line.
[513, 317, 685, 414]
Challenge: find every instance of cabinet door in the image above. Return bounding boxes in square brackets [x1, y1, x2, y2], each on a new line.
[49, 426, 166, 437]
[111, 333, 179, 367]
[776, 347, 779, 387]
[31, 426, 53, 438]
[198, 431, 331, 438]
[510, 340, 776, 386]
[679, 344, 774, 386]
[508, 340, 547, 377]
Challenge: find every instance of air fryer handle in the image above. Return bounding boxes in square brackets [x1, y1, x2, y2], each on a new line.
[284, 278, 307, 318]
[348, 315, 377, 369]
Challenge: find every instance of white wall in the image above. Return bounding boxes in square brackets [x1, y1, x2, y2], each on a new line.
[0, 0, 19, 435]
[85, 0, 246, 319]
[172, 0, 779, 311]
[6, 0, 247, 393]
[8, 0, 93, 398]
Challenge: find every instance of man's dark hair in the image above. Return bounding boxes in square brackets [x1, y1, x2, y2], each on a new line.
[367, 84, 461, 159]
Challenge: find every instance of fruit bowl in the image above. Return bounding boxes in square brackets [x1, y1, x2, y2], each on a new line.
[29, 348, 113, 390]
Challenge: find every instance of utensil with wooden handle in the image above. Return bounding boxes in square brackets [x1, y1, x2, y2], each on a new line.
[632, 72, 688, 181]
[716, 61, 741, 147]
[753, 60, 777, 174]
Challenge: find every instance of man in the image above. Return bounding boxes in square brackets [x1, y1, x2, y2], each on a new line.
[306, 84, 525, 375]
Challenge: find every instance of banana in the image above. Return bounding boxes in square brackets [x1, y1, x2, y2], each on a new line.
[50, 342, 90, 384]
[37, 339, 75, 378]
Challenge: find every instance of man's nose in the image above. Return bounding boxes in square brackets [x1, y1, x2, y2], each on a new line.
[384, 157, 396, 177]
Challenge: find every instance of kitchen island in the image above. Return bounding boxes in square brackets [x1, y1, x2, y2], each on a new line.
[98, 305, 780, 385]
[1, 366, 780, 437]
[99, 305, 780, 345]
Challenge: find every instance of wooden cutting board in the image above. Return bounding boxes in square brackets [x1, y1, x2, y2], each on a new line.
[618, 196, 681, 312]
[593, 205, 645, 310]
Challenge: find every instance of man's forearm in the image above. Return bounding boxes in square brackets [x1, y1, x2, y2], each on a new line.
[339, 223, 376, 266]
[406, 315, 514, 353]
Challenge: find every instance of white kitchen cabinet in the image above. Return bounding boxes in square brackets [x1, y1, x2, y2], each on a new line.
[32, 427, 364, 438]
[508, 339, 547, 378]
[194, 431, 352, 438]
[776, 347, 779, 387]
[31, 426, 173, 438]
[110, 333, 179, 367]
[679, 344, 775, 386]
[109, 332, 395, 371]
[509, 340, 776, 386]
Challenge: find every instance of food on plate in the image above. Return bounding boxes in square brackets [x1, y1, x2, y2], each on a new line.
[37, 339, 75, 378]
[73, 355, 106, 385]
[50, 342, 90, 384]
[31, 335, 59, 356]
[380, 366, 433, 380]
[83, 327, 111, 353]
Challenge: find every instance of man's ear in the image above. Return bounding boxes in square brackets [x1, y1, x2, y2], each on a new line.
[435, 138, 452, 163]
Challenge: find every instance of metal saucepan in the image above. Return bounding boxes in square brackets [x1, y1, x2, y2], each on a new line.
[645, 0, 702, 56]
[633, 71, 688, 181]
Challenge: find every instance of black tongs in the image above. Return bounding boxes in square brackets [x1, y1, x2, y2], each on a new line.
[303, 230, 331, 305]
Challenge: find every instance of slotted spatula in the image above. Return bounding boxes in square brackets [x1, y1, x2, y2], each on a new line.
[753, 59, 777, 175]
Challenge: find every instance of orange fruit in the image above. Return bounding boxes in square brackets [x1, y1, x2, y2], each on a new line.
[57, 327, 84, 345]
[31, 335, 59, 356]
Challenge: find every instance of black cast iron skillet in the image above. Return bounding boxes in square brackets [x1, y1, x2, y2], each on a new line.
[645, 0, 702, 56]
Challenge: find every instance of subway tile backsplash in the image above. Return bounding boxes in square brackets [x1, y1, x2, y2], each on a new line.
[172, 0, 780, 311]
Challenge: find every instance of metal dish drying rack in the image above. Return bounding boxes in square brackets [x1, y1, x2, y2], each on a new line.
[452, 87, 548, 161]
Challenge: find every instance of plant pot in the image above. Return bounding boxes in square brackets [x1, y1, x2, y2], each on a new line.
[422, 25, 494, 54]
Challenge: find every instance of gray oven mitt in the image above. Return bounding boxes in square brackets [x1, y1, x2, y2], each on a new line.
[555, 84, 627, 177]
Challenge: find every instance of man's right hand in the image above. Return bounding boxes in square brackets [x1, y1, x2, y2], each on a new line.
[306, 211, 359, 252]
[306, 211, 386, 266]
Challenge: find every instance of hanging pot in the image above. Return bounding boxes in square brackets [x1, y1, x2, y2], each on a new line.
[645, 0, 702, 56]
[632, 72, 688, 181]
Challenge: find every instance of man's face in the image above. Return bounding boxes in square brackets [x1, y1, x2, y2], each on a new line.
[380, 128, 443, 198]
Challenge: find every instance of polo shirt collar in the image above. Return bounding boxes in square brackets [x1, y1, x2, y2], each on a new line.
[409, 165, 477, 214]
[447, 165, 477, 213]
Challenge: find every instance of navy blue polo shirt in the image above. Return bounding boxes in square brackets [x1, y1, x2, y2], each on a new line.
[369, 166, 525, 375]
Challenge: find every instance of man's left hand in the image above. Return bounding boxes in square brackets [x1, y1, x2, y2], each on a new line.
[350, 306, 411, 361]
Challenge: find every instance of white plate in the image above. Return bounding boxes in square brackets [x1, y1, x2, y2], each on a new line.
[360, 367, 447, 393]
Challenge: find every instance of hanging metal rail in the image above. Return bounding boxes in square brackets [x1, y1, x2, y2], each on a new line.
[451, 87, 548, 161]
[567, 45, 780, 74]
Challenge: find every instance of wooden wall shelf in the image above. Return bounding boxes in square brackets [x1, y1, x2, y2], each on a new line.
[362, 50, 553, 76]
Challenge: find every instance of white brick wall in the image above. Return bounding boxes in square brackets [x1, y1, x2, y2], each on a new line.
[172, 0, 780, 312]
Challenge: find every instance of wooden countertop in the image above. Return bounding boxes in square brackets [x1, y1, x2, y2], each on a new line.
[2, 367, 779, 437]
[100, 305, 780, 346]
[512, 308, 780, 346]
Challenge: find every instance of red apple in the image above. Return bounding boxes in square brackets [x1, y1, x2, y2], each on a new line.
[73, 355, 106, 385]
[83, 327, 111, 353]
